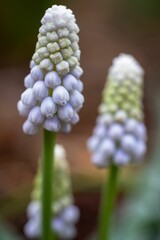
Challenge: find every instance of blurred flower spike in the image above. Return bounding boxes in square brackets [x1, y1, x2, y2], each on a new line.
[24, 144, 80, 239]
[87, 54, 147, 168]
[17, 5, 84, 135]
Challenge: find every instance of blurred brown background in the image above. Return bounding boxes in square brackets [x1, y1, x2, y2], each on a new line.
[0, 0, 160, 239]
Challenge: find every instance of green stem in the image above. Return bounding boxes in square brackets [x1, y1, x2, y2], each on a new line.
[98, 165, 119, 240]
[41, 130, 56, 240]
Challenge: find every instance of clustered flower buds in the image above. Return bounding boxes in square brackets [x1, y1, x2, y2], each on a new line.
[17, 5, 84, 135]
[87, 54, 147, 168]
[24, 144, 80, 239]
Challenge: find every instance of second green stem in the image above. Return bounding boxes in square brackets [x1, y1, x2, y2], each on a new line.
[98, 165, 119, 240]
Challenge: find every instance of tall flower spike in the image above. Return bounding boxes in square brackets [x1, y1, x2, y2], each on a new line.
[24, 144, 80, 239]
[87, 54, 147, 168]
[17, 5, 84, 135]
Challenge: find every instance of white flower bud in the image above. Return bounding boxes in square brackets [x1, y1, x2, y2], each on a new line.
[21, 88, 37, 107]
[61, 205, 80, 224]
[43, 116, 61, 132]
[23, 120, 39, 135]
[62, 74, 78, 91]
[121, 134, 137, 154]
[28, 106, 45, 125]
[17, 100, 31, 117]
[40, 96, 57, 117]
[69, 90, 84, 108]
[33, 81, 48, 101]
[52, 86, 70, 106]
[39, 58, 53, 71]
[108, 123, 124, 141]
[91, 153, 108, 168]
[114, 149, 130, 165]
[114, 110, 127, 123]
[45, 71, 61, 89]
[24, 74, 35, 88]
[87, 136, 99, 152]
[31, 65, 44, 81]
[60, 225, 77, 239]
[99, 138, 115, 156]
[71, 66, 83, 79]
[71, 111, 79, 124]
[76, 80, 83, 92]
[56, 61, 69, 76]
[58, 103, 74, 122]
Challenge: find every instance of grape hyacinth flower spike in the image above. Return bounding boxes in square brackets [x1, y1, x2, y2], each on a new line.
[24, 145, 80, 240]
[87, 54, 147, 240]
[17, 5, 84, 135]
[17, 5, 83, 240]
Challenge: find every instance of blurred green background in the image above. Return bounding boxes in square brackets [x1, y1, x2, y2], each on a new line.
[0, 0, 160, 239]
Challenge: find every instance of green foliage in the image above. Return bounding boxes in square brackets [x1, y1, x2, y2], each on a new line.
[0, 219, 22, 240]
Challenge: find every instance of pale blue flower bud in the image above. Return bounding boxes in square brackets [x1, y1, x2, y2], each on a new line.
[135, 123, 147, 140]
[23, 120, 39, 135]
[114, 149, 130, 165]
[76, 80, 83, 92]
[93, 124, 107, 138]
[134, 141, 146, 160]
[87, 136, 100, 151]
[43, 116, 61, 132]
[31, 65, 44, 81]
[21, 88, 37, 107]
[62, 74, 78, 91]
[24, 219, 40, 238]
[91, 153, 108, 168]
[58, 103, 74, 122]
[96, 113, 113, 126]
[17, 100, 31, 117]
[108, 123, 124, 141]
[27, 201, 40, 218]
[28, 106, 45, 125]
[40, 97, 57, 118]
[52, 218, 66, 235]
[52, 86, 70, 106]
[61, 225, 77, 239]
[125, 119, 138, 133]
[69, 90, 84, 108]
[61, 123, 72, 133]
[71, 111, 79, 124]
[99, 138, 115, 156]
[33, 81, 48, 101]
[45, 71, 61, 89]
[121, 134, 137, 154]
[30, 60, 36, 69]
[71, 66, 83, 79]
[61, 205, 80, 224]
[24, 74, 35, 88]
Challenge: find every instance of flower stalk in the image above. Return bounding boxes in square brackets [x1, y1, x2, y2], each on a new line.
[41, 130, 56, 240]
[98, 166, 119, 240]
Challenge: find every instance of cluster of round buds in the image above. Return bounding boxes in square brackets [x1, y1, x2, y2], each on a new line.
[24, 144, 80, 239]
[87, 54, 147, 168]
[17, 5, 84, 135]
